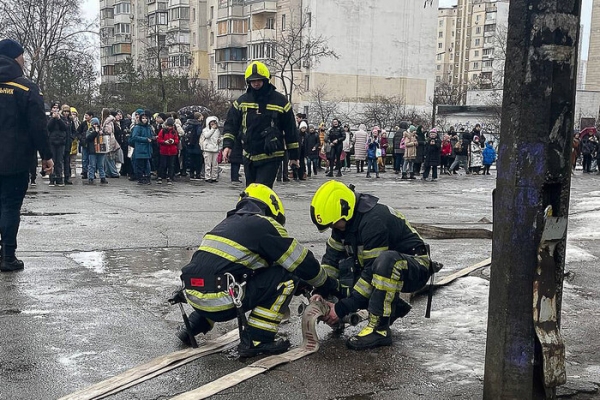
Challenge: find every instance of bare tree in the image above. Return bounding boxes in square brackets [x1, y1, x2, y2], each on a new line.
[0, 0, 96, 92]
[268, 7, 338, 101]
[491, 24, 508, 89]
[307, 84, 341, 125]
[361, 95, 408, 129]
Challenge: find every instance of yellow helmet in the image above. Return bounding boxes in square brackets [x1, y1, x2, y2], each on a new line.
[245, 61, 270, 82]
[240, 183, 285, 225]
[310, 181, 356, 232]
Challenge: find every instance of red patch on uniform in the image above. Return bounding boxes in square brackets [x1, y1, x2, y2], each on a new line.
[190, 278, 205, 287]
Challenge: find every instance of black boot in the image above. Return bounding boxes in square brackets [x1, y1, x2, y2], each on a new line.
[237, 331, 290, 357]
[409, 172, 416, 180]
[346, 315, 392, 350]
[401, 172, 408, 179]
[390, 297, 412, 325]
[0, 257, 24, 272]
[336, 170, 342, 177]
[176, 314, 214, 346]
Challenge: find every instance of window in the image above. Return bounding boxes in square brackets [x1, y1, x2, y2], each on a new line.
[229, 19, 248, 34]
[218, 75, 246, 90]
[192, 8, 195, 22]
[485, 36, 493, 44]
[193, 32, 196, 46]
[439, 20, 443, 27]
[484, 24, 496, 32]
[157, 2, 167, 10]
[217, 21, 227, 35]
[148, 12, 167, 26]
[483, 48, 494, 56]
[157, 35, 166, 47]
[112, 43, 131, 54]
[210, 32, 214, 46]
[436, 76, 441, 82]
[307, 12, 312, 27]
[169, 7, 189, 21]
[211, 6, 214, 19]
[102, 65, 115, 76]
[436, 54, 442, 61]
[266, 17, 275, 29]
[438, 31, 443, 38]
[452, 30, 455, 37]
[114, 2, 130, 15]
[438, 43, 443, 49]
[101, 7, 114, 19]
[251, 43, 264, 59]
[210, 54, 215, 70]
[305, 75, 310, 90]
[483, 60, 493, 67]
[474, 50, 479, 57]
[472, 74, 478, 80]
[473, 62, 479, 69]
[476, 15, 481, 22]
[476, 27, 481, 34]
[169, 55, 191, 68]
[475, 38, 480, 46]
[115, 23, 130, 34]
[215, 47, 247, 62]
[436, 65, 441, 70]
[481, 72, 492, 80]
[281, 14, 286, 31]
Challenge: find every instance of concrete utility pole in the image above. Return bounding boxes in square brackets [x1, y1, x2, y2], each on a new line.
[483, 1, 582, 399]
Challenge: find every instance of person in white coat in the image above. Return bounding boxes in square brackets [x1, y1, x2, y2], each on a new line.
[200, 116, 221, 182]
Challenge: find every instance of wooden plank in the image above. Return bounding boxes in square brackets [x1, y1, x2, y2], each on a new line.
[59, 329, 239, 400]
[433, 257, 492, 286]
[412, 223, 493, 239]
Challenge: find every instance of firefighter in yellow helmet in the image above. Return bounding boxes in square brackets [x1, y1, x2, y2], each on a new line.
[310, 180, 441, 350]
[221, 61, 300, 188]
[177, 183, 338, 356]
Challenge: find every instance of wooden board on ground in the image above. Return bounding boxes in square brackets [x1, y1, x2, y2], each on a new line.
[413, 223, 493, 239]
[414, 257, 492, 297]
[59, 329, 239, 400]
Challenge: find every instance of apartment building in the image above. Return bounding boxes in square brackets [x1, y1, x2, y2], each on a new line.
[101, 0, 196, 85]
[436, 0, 509, 102]
[101, 0, 437, 111]
[587, 0, 600, 91]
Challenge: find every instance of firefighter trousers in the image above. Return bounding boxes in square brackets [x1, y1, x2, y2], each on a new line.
[188, 266, 296, 342]
[368, 250, 430, 317]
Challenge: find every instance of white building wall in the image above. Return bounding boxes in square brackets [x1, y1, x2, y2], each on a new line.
[300, 0, 437, 109]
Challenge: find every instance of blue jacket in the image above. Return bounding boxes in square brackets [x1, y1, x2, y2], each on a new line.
[130, 123, 154, 159]
[367, 138, 379, 159]
[482, 143, 497, 165]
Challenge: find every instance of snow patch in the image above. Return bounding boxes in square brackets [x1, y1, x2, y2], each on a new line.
[565, 244, 598, 262]
[69, 251, 106, 273]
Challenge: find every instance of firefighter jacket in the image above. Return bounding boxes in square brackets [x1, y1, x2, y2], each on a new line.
[0, 55, 52, 175]
[320, 193, 429, 319]
[181, 199, 336, 313]
[222, 83, 299, 165]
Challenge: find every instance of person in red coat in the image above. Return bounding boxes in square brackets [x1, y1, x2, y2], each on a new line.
[441, 133, 453, 175]
[157, 118, 180, 184]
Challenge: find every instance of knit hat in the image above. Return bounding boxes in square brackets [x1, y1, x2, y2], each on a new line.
[164, 117, 174, 126]
[0, 39, 24, 59]
[70, 107, 78, 114]
[409, 125, 416, 132]
[90, 117, 100, 125]
[135, 108, 144, 116]
[158, 113, 168, 121]
[299, 121, 308, 130]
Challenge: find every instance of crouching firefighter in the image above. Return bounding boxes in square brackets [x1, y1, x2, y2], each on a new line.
[309, 180, 442, 350]
[175, 183, 338, 357]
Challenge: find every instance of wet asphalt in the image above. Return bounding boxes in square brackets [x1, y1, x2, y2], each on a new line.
[1, 166, 599, 400]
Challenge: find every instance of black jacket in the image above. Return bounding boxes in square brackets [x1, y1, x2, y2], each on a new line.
[184, 119, 203, 154]
[181, 199, 337, 296]
[0, 55, 52, 174]
[424, 138, 442, 166]
[327, 126, 346, 148]
[305, 131, 320, 158]
[320, 193, 427, 319]
[222, 83, 299, 165]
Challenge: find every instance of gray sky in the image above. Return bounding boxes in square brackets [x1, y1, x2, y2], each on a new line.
[82, 0, 593, 60]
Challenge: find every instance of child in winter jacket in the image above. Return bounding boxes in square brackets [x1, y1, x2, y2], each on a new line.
[366, 130, 380, 178]
[200, 116, 221, 183]
[482, 141, 497, 175]
[157, 117, 180, 184]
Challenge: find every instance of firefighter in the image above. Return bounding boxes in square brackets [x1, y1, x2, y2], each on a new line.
[221, 61, 300, 188]
[177, 183, 338, 357]
[309, 180, 439, 350]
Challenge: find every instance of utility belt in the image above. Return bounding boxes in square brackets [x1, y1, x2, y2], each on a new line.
[182, 273, 248, 293]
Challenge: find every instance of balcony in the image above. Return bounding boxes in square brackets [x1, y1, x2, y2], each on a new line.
[244, 1, 277, 15]
[113, 33, 131, 43]
[216, 34, 247, 49]
[248, 28, 276, 43]
[216, 61, 246, 75]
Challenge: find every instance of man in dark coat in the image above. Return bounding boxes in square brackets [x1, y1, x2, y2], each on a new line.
[0, 39, 54, 271]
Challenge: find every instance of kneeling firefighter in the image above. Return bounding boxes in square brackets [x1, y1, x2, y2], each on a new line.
[177, 183, 338, 357]
[310, 180, 441, 350]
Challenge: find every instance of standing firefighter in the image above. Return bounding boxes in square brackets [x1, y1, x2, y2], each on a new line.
[310, 181, 441, 350]
[221, 61, 300, 188]
[176, 184, 337, 356]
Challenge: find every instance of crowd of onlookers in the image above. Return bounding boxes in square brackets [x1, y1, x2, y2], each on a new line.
[32, 105, 504, 188]
[572, 127, 600, 174]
